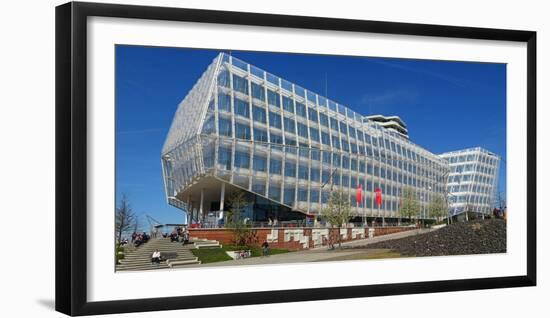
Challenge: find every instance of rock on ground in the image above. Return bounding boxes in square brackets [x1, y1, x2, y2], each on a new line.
[365, 219, 506, 257]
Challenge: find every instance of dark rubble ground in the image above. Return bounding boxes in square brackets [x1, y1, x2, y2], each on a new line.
[361, 218, 506, 257]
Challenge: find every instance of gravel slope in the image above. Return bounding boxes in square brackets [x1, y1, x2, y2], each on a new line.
[365, 219, 506, 257]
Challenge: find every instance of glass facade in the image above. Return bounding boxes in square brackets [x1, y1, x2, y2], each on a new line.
[162, 53, 457, 221]
[439, 147, 500, 216]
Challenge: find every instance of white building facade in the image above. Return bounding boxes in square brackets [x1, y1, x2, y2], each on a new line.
[161, 52, 467, 225]
[439, 147, 501, 217]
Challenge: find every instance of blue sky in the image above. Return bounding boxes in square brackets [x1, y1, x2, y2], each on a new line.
[115, 45, 506, 227]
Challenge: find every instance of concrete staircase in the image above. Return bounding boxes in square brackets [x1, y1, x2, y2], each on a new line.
[116, 238, 205, 271]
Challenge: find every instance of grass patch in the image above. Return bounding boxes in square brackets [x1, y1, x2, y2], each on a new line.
[191, 248, 232, 264]
[191, 244, 292, 264]
[223, 244, 291, 257]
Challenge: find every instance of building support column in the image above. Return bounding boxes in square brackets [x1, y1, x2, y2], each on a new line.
[220, 183, 226, 211]
[186, 196, 191, 225]
[199, 188, 204, 225]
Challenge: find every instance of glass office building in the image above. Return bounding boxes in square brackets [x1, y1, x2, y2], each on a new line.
[161, 53, 450, 224]
[439, 147, 500, 218]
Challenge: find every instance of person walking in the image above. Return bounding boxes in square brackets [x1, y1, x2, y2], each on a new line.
[261, 241, 269, 257]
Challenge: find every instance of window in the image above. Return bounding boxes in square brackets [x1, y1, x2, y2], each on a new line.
[309, 127, 320, 142]
[252, 180, 266, 195]
[310, 189, 319, 203]
[338, 105, 347, 115]
[270, 158, 282, 174]
[267, 73, 279, 85]
[218, 118, 232, 137]
[251, 82, 265, 101]
[252, 105, 266, 123]
[350, 142, 358, 154]
[351, 159, 357, 171]
[285, 161, 296, 177]
[201, 116, 215, 135]
[297, 123, 309, 139]
[284, 117, 296, 134]
[235, 123, 251, 139]
[307, 91, 316, 104]
[349, 127, 356, 139]
[234, 151, 250, 169]
[340, 122, 348, 135]
[328, 100, 337, 112]
[342, 156, 350, 169]
[331, 135, 340, 150]
[281, 79, 292, 92]
[298, 188, 308, 201]
[269, 111, 281, 129]
[311, 149, 320, 161]
[253, 155, 267, 172]
[234, 97, 249, 117]
[284, 187, 295, 206]
[322, 170, 330, 183]
[319, 113, 329, 127]
[218, 147, 232, 170]
[310, 168, 320, 182]
[308, 108, 318, 122]
[333, 154, 341, 167]
[283, 96, 294, 113]
[321, 132, 330, 146]
[270, 132, 283, 144]
[356, 130, 364, 142]
[296, 102, 307, 118]
[217, 70, 230, 88]
[322, 152, 331, 164]
[341, 139, 349, 152]
[298, 165, 309, 180]
[217, 92, 231, 112]
[253, 128, 268, 142]
[333, 171, 340, 185]
[267, 90, 280, 107]
[295, 86, 305, 98]
[269, 184, 281, 201]
[330, 118, 339, 131]
[285, 137, 296, 146]
[232, 74, 248, 94]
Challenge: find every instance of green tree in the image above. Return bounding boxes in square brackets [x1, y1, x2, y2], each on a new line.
[321, 190, 352, 248]
[400, 186, 420, 223]
[428, 193, 447, 223]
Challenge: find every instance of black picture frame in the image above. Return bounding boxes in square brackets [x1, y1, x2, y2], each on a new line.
[55, 1, 537, 316]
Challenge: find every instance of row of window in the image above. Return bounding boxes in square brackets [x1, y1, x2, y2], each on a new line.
[215, 110, 445, 176]
[445, 153, 499, 166]
[214, 146, 443, 192]
[217, 73, 443, 169]
[450, 164, 497, 176]
[447, 174, 496, 186]
[219, 60, 363, 122]
[447, 183, 494, 195]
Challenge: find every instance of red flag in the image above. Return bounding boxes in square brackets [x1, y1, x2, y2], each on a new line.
[356, 184, 363, 204]
[375, 188, 382, 206]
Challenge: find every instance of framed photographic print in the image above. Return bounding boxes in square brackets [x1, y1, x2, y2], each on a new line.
[55, 1, 536, 316]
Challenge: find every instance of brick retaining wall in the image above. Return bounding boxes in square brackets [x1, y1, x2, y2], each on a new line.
[189, 226, 417, 250]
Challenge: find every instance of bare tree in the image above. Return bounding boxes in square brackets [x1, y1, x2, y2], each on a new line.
[321, 190, 352, 249]
[115, 193, 136, 246]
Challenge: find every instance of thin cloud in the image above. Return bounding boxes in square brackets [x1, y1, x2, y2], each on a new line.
[365, 58, 472, 88]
